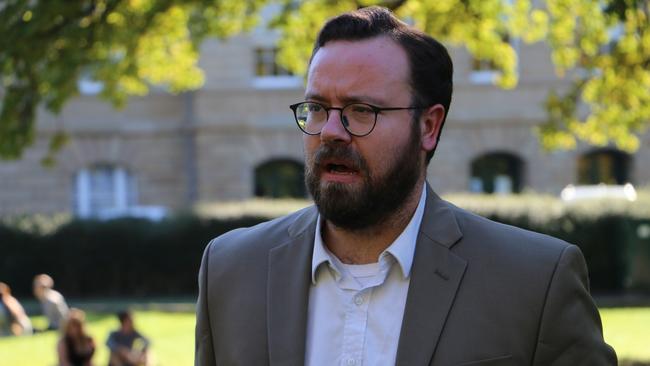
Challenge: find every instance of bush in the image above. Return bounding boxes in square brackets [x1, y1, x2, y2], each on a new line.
[2, 192, 650, 297]
[447, 193, 650, 293]
[0, 215, 266, 298]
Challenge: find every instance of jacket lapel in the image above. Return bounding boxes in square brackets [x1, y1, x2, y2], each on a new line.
[395, 185, 467, 365]
[267, 207, 318, 366]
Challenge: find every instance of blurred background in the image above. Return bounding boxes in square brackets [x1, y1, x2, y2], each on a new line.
[1, 0, 649, 365]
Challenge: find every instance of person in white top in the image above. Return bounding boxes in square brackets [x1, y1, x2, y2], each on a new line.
[0, 282, 33, 336]
[195, 6, 615, 366]
[33, 273, 69, 331]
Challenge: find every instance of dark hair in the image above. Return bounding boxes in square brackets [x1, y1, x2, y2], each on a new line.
[117, 310, 132, 324]
[311, 6, 453, 163]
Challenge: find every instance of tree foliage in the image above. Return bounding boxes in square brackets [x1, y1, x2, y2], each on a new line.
[0, 0, 265, 161]
[272, 0, 649, 152]
[1, 0, 648, 161]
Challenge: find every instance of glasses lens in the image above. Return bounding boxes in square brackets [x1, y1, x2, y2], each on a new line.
[295, 102, 327, 134]
[342, 104, 376, 136]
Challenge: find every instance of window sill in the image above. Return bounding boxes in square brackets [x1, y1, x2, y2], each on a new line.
[468, 71, 499, 85]
[252, 76, 303, 90]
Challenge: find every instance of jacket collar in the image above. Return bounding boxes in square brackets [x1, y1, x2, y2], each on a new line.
[268, 183, 467, 365]
[267, 206, 317, 366]
[395, 183, 467, 365]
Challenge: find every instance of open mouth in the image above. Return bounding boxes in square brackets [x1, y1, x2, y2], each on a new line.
[319, 157, 361, 179]
[326, 163, 357, 174]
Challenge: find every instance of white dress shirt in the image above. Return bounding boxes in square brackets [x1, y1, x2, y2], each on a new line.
[305, 188, 427, 366]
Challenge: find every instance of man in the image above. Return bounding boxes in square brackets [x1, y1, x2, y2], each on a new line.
[106, 310, 150, 366]
[195, 7, 616, 366]
[33, 273, 69, 331]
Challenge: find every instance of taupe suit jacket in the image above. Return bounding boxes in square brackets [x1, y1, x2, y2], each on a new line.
[195, 186, 616, 365]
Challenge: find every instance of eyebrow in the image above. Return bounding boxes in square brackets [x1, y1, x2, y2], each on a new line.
[304, 93, 389, 107]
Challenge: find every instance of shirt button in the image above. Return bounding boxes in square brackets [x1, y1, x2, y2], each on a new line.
[353, 295, 364, 306]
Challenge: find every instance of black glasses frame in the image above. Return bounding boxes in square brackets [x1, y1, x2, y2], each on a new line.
[289, 101, 424, 137]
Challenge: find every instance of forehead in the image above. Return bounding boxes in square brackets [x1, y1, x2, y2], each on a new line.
[307, 36, 410, 103]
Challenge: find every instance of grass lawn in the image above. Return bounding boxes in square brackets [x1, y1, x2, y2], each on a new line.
[0, 307, 648, 365]
[601, 307, 650, 363]
[0, 311, 195, 366]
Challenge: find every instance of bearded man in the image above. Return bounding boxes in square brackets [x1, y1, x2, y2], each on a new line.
[195, 7, 616, 366]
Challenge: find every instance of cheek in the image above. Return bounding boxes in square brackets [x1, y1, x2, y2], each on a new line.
[303, 136, 319, 159]
[365, 129, 415, 172]
[303, 134, 316, 146]
[363, 132, 401, 161]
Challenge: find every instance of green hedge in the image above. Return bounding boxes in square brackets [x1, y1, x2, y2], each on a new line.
[0, 216, 265, 298]
[2, 194, 650, 297]
[447, 193, 650, 293]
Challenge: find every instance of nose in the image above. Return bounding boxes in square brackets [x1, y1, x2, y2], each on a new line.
[320, 109, 352, 144]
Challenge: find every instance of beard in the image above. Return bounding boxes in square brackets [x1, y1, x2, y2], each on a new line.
[305, 122, 422, 231]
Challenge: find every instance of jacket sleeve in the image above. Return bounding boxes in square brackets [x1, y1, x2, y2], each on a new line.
[195, 240, 216, 366]
[532, 245, 617, 366]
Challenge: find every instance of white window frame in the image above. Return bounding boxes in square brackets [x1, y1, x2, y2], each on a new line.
[252, 75, 302, 89]
[469, 69, 501, 85]
[469, 30, 520, 85]
[252, 47, 302, 89]
[75, 165, 136, 218]
[77, 76, 104, 95]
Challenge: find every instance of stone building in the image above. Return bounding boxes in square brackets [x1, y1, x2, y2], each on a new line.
[1, 23, 648, 218]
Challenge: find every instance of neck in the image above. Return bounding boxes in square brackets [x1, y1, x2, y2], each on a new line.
[322, 180, 425, 264]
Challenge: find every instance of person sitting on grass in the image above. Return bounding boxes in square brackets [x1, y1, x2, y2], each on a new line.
[33, 273, 69, 331]
[57, 308, 95, 366]
[106, 310, 150, 366]
[0, 282, 33, 336]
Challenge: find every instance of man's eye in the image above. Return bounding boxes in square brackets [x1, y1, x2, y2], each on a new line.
[308, 104, 322, 112]
[351, 105, 374, 114]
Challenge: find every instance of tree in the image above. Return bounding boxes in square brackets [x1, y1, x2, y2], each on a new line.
[1, 0, 648, 161]
[0, 0, 265, 162]
[272, 0, 649, 152]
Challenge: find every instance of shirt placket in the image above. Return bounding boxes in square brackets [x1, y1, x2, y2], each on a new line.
[341, 287, 372, 366]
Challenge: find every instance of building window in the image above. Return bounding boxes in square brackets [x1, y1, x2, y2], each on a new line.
[77, 70, 104, 95]
[254, 159, 306, 199]
[578, 149, 631, 185]
[469, 58, 501, 84]
[77, 76, 104, 95]
[255, 48, 292, 77]
[75, 164, 137, 218]
[470, 152, 523, 194]
[253, 47, 301, 89]
[469, 34, 516, 84]
[472, 58, 499, 73]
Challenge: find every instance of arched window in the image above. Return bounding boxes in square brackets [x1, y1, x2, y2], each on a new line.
[75, 164, 137, 218]
[470, 152, 523, 194]
[578, 149, 631, 185]
[254, 159, 306, 198]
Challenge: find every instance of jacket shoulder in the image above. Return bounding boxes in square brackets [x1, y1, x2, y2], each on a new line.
[204, 206, 316, 262]
[445, 201, 570, 256]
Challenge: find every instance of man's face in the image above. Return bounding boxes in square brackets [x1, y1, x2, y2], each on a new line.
[121, 316, 134, 333]
[33, 283, 45, 299]
[304, 36, 424, 230]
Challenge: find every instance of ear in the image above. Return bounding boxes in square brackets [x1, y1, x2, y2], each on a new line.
[419, 104, 446, 153]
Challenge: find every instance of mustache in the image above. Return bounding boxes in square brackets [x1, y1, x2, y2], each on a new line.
[311, 144, 366, 171]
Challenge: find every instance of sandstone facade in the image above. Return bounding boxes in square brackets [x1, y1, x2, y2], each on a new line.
[1, 33, 647, 217]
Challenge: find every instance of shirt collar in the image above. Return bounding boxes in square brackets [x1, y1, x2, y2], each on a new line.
[311, 187, 427, 284]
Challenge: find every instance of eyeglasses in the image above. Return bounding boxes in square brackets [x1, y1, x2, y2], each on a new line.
[289, 101, 423, 137]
